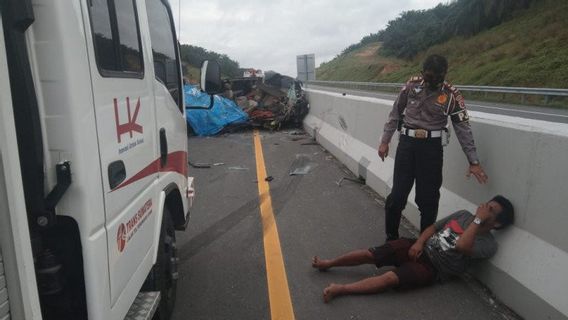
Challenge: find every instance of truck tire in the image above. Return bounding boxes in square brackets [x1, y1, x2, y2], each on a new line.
[143, 208, 178, 320]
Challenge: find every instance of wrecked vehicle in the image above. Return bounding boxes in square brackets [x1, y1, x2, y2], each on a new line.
[228, 71, 309, 130]
[185, 71, 309, 135]
[185, 84, 249, 136]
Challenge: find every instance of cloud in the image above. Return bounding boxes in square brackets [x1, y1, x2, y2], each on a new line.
[170, 0, 442, 77]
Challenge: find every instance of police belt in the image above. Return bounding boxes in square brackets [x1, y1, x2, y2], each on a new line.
[401, 127, 444, 139]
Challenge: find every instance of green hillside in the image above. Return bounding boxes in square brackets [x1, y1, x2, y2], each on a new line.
[179, 44, 241, 82]
[317, 0, 568, 89]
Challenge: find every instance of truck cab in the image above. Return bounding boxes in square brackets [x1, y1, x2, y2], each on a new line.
[0, 0, 219, 319]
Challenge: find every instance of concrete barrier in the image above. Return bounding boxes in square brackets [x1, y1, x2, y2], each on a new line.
[304, 88, 568, 320]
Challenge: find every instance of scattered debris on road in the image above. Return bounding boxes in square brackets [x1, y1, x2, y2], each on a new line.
[228, 166, 249, 171]
[289, 154, 315, 176]
[189, 161, 212, 169]
[336, 176, 366, 187]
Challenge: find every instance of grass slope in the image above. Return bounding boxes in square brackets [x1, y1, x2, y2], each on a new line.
[317, 0, 568, 89]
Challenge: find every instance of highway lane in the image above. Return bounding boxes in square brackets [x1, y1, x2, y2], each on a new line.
[307, 84, 568, 124]
[172, 131, 517, 320]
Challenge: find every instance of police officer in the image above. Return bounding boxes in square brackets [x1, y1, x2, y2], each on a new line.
[378, 54, 488, 241]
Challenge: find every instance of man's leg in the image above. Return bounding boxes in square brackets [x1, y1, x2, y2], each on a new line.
[313, 239, 415, 271]
[322, 271, 399, 303]
[385, 137, 415, 240]
[415, 139, 443, 231]
[322, 258, 436, 303]
[312, 249, 375, 271]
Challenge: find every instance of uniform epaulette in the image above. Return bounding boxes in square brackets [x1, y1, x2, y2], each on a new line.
[443, 81, 460, 94]
[443, 81, 466, 108]
[407, 76, 423, 84]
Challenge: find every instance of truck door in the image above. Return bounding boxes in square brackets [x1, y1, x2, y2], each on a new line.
[145, 0, 188, 189]
[86, 0, 159, 305]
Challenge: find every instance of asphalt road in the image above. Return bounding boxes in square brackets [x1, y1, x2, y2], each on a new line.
[172, 131, 516, 320]
[308, 84, 568, 124]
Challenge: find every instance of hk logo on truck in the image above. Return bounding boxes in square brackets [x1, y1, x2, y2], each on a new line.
[114, 97, 143, 143]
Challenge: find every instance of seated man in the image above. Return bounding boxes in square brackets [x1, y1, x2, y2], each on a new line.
[312, 195, 514, 303]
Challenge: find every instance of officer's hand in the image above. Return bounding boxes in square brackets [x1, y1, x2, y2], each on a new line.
[408, 241, 424, 261]
[467, 164, 488, 184]
[378, 143, 389, 161]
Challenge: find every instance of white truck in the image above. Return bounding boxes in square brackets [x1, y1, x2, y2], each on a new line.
[0, 0, 221, 319]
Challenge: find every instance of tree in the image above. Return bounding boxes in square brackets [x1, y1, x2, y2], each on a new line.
[361, 0, 537, 59]
[179, 44, 240, 78]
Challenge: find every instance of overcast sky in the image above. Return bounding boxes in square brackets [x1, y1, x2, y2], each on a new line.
[171, 1, 443, 77]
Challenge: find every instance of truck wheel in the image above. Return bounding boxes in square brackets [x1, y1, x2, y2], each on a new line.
[143, 208, 178, 320]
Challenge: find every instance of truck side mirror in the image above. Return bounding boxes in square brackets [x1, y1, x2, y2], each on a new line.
[200, 60, 222, 95]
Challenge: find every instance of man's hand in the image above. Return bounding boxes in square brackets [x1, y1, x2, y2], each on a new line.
[378, 143, 389, 161]
[467, 164, 488, 184]
[456, 203, 490, 255]
[408, 241, 424, 261]
[475, 202, 493, 223]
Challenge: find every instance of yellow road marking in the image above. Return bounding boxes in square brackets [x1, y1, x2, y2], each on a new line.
[253, 130, 295, 320]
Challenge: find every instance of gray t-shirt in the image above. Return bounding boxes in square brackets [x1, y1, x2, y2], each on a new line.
[424, 210, 498, 277]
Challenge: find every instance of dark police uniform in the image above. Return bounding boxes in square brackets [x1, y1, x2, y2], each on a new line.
[381, 76, 480, 240]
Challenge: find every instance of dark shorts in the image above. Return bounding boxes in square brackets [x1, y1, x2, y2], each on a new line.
[369, 238, 437, 289]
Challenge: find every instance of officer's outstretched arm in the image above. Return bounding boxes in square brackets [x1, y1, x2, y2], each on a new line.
[450, 107, 488, 184]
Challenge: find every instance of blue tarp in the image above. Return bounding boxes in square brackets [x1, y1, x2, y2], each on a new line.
[184, 85, 249, 136]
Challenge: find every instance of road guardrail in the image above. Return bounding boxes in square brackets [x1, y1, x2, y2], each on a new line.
[306, 80, 568, 105]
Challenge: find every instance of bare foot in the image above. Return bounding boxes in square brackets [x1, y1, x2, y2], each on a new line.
[312, 256, 331, 271]
[323, 283, 342, 303]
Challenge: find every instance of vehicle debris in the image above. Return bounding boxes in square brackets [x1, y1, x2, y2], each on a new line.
[185, 85, 249, 136]
[185, 72, 309, 135]
[336, 176, 366, 187]
[289, 154, 315, 176]
[189, 161, 212, 169]
[228, 166, 249, 171]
